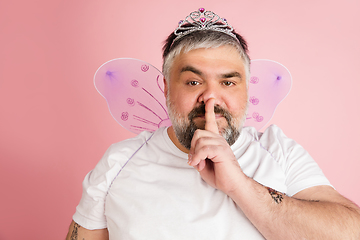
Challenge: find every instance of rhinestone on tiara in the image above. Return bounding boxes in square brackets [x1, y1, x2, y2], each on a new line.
[174, 8, 238, 42]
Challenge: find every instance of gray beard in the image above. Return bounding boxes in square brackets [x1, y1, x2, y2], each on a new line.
[168, 103, 243, 150]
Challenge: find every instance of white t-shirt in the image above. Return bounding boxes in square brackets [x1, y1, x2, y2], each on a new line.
[73, 125, 331, 239]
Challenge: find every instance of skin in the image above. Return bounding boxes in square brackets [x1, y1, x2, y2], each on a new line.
[67, 45, 360, 239]
[66, 221, 108, 240]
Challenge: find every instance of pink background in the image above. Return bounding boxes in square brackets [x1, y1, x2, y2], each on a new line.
[1, 0, 359, 239]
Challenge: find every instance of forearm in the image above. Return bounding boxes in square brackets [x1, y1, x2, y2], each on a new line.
[228, 175, 360, 240]
[66, 220, 109, 240]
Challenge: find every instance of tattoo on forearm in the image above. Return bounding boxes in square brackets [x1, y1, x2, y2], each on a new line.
[267, 187, 284, 204]
[71, 222, 80, 240]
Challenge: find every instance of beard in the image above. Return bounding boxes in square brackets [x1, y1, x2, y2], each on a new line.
[167, 98, 247, 150]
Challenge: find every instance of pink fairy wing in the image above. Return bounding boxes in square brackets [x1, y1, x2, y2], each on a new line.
[244, 59, 292, 130]
[94, 58, 171, 134]
[94, 58, 291, 134]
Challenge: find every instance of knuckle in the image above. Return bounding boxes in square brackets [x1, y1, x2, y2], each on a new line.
[197, 137, 207, 145]
[193, 129, 202, 139]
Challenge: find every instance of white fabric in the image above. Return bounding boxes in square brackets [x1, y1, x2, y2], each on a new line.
[73, 125, 332, 239]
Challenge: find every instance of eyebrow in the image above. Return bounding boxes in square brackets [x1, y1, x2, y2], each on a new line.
[180, 66, 203, 76]
[221, 72, 242, 79]
[180, 65, 243, 80]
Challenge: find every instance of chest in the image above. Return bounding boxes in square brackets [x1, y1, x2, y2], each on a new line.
[104, 152, 268, 239]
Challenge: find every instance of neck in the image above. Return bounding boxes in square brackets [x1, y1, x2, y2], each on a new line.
[167, 126, 190, 153]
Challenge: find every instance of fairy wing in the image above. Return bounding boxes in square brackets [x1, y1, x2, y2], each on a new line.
[94, 58, 171, 135]
[94, 58, 291, 133]
[244, 59, 292, 130]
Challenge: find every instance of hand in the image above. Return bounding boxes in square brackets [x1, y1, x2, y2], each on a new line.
[188, 98, 244, 194]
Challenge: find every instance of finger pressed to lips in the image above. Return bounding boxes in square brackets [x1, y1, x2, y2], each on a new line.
[188, 98, 222, 168]
[205, 98, 219, 134]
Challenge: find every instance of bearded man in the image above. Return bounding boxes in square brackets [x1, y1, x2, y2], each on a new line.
[67, 8, 360, 240]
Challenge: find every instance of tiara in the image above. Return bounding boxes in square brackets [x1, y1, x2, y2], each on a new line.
[174, 8, 238, 42]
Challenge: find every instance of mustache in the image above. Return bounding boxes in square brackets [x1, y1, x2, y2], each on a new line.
[188, 104, 232, 123]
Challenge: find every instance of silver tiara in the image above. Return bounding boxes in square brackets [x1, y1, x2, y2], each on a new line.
[174, 8, 238, 42]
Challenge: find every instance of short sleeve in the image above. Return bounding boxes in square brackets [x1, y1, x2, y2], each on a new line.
[283, 138, 333, 197]
[72, 131, 152, 230]
[261, 125, 333, 197]
[72, 145, 123, 230]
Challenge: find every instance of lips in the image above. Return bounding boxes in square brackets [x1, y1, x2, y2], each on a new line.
[194, 114, 205, 119]
[193, 114, 224, 119]
[188, 104, 228, 121]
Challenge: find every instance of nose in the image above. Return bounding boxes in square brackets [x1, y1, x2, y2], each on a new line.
[198, 82, 221, 105]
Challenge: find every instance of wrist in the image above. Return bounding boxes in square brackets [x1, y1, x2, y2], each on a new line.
[224, 169, 250, 199]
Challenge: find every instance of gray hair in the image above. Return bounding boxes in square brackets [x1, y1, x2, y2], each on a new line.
[162, 29, 251, 85]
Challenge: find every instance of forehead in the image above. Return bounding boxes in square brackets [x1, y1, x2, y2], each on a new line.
[171, 45, 245, 75]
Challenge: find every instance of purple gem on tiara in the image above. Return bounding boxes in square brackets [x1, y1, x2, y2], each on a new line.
[200, 18, 206, 23]
[199, 8, 205, 13]
[223, 18, 227, 22]
[179, 20, 183, 25]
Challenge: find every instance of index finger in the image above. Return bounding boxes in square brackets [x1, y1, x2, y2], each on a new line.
[205, 98, 219, 134]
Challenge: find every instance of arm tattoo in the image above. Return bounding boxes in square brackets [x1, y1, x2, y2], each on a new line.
[70, 222, 80, 240]
[267, 187, 284, 204]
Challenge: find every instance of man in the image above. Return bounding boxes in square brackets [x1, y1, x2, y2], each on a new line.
[67, 8, 360, 239]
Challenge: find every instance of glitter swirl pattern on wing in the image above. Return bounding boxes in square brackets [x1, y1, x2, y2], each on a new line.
[249, 96, 259, 105]
[131, 79, 139, 87]
[126, 98, 135, 106]
[121, 112, 129, 121]
[250, 76, 259, 84]
[256, 116, 263, 122]
[141, 65, 149, 72]
[252, 112, 263, 122]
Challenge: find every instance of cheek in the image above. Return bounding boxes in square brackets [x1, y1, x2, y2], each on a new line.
[227, 92, 248, 116]
[240, 94, 248, 108]
[167, 95, 190, 117]
[169, 88, 197, 111]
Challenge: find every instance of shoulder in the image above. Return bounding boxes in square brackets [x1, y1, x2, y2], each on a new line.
[240, 124, 313, 177]
[242, 125, 331, 196]
[73, 128, 166, 229]
[102, 128, 163, 167]
[89, 129, 158, 180]
[242, 124, 295, 156]
[243, 124, 287, 141]
[107, 130, 155, 161]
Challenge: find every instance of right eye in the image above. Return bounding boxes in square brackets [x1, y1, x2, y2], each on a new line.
[186, 80, 199, 86]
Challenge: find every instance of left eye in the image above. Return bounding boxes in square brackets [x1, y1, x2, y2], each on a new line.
[223, 81, 234, 86]
[188, 81, 199, 86]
